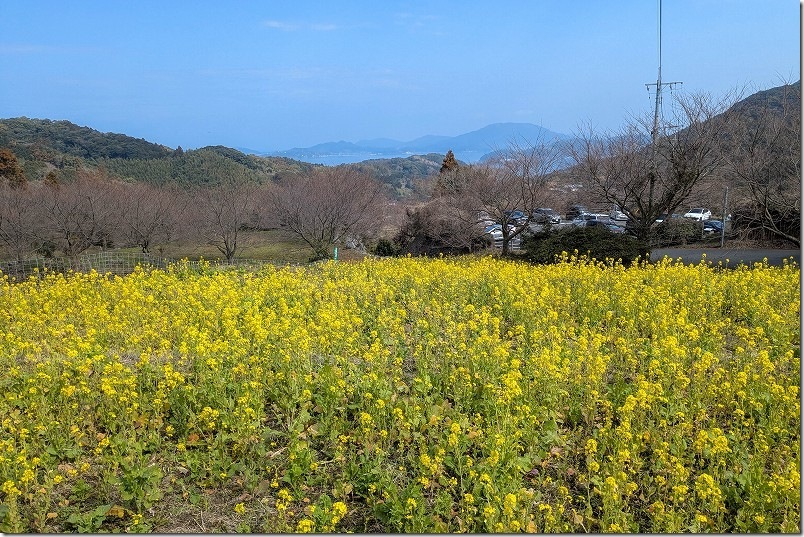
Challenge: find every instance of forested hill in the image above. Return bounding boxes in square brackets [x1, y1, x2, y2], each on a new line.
[0, 117, 317, 186]
[95, 146, 317, 187]
[727, 80, 801, 119]
[0, 117, 173, 160]
[348, 153, 446, 198]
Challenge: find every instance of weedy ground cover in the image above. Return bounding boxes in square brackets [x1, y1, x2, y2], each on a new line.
[0, 255, 799, 532]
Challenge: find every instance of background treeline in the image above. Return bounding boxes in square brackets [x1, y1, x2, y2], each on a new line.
[0, 81, 800, 265]
[0, 163, 390, 263]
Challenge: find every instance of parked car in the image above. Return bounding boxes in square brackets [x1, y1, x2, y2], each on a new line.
[703, 219, 724, 234]
[655, 213, 682, 223]
[571, 213, 611, 226]
[683, 208, 712, 221]
[566, 204, 589, 220]
[484, 223, 521, 249]
[484, 223, 516, 240]
[609, 206, 628, 221]
[504, 210, 527, 225]
[580, 219, 625, 233]
[532, 207, 561, 225]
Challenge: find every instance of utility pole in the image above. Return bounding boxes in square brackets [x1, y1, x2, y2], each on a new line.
[645, 0, 682, 219]
[646, 0, 682, 144]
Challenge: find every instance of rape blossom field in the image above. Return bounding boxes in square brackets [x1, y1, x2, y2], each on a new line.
[0, 255, 799, 533]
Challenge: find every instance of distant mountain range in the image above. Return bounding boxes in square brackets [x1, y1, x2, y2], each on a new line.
[2, 80, 797, 196]
[253, 122, 573, 165]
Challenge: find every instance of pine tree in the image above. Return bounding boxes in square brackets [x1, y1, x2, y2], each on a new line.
[435, 150, 463, 196]
[439, 149, 458, 174]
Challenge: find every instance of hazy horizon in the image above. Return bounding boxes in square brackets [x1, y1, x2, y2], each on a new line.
[1, 1, 799, 152]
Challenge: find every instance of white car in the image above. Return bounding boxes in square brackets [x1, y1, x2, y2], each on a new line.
[683, 208, 712, 221]
[609, 206, 628, 221]
[484, 223, 515, 240]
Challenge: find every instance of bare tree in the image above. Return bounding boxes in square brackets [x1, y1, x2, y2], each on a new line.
[43, 169, 123, 257]
[0, 182, 41, 260]
[394, 197, 490, 255]
[191, 175, 257, 263]
[443, 140, 562, 255]
[394, 154, 489, 256]
[569, 90, 736, 245]
[266, 166, 384, 261]
[726, 81, 800, 246]
[119, 182, 186, 253]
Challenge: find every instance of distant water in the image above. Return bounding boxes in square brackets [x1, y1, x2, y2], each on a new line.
[271, 150, 489, 166]
[301, 153, 400, 165]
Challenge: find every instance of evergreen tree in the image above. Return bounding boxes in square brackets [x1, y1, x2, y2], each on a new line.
[435, 149, 465, 196]
[439, 149, 458, 174]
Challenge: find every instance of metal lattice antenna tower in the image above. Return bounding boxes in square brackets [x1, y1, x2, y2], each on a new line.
[646, 0, 682, 142]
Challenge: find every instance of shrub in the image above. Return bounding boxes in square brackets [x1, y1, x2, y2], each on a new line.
[522, 226, 647, 266]
[731, 202, 801, 246]
[651, 218, 703, 247]
[372, 237, 398, 257]
[393, 202, 489, 256]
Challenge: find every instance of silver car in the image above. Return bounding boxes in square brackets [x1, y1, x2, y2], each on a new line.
[609, 206, 628, 221]
[532, 208, 561, 224]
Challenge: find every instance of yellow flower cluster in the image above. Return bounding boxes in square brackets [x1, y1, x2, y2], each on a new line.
[0, 256, 799, 532]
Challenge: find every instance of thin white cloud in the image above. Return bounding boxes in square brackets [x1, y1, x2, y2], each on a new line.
[392, 12, 438, 30]
[196, 67, 329, 81]
[262, 20, 339, 32]
[262, 20, 300, 31]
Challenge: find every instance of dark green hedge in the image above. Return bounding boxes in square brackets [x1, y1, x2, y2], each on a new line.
[522, 226, 647, 267]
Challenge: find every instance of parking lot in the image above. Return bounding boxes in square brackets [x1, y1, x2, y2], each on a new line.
[486, 208, 746, 252]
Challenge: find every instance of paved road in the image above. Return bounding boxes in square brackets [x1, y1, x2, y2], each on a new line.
[651, 248, 800, 267]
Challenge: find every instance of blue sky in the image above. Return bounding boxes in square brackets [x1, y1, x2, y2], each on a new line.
[1, 1, 799, 151]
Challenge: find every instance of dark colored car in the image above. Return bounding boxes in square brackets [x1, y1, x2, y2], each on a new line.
[504, 210, 527, 225]
[703, 219, 724, 234]
[655, 213, 682, 223]
[566, 204, 588, 220]
[532, 207, 561, 224]
[584, 219, 625, 233]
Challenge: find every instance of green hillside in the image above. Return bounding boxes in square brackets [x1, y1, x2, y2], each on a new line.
[96, 147, 316, 186]
[0, 117, 449, 195]
[348, 153, 446, 197]
[0, 117, 173, 160]
[0, 117, 317, 186]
